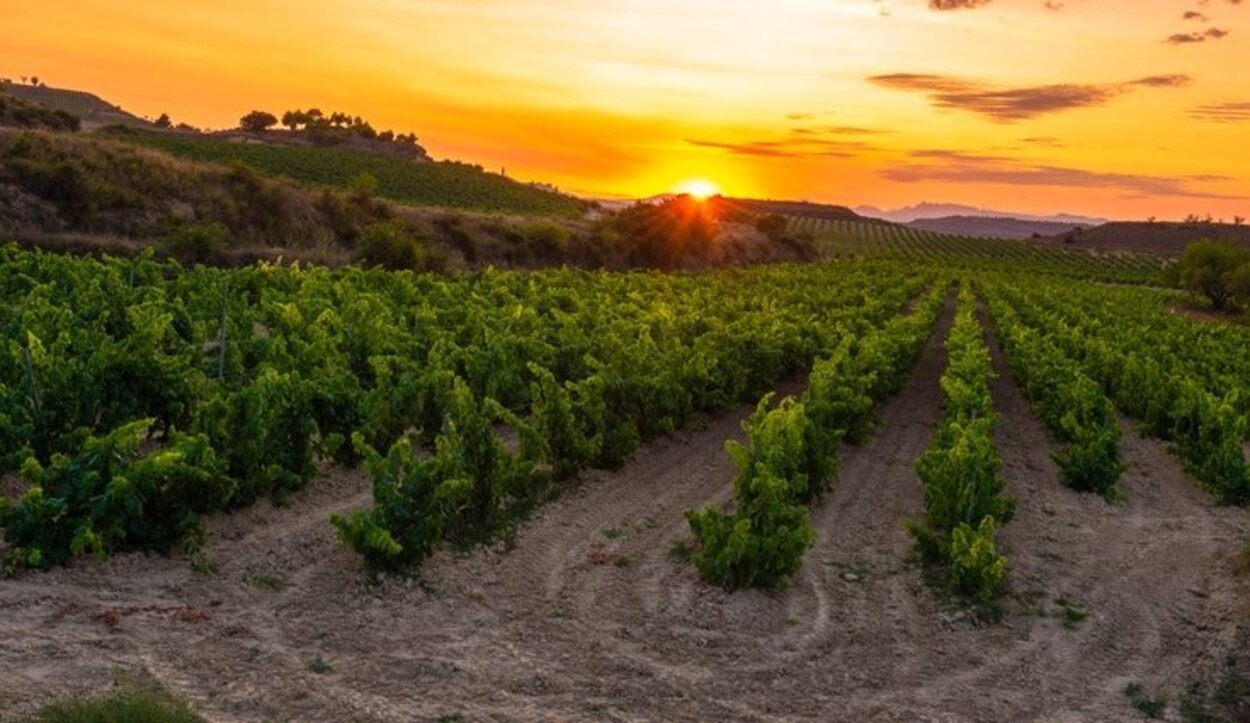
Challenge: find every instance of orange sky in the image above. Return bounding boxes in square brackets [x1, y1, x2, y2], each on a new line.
[5, 0, 1250, 219]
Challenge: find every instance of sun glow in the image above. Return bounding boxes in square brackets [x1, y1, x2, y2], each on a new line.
[675, 179, 720, 200]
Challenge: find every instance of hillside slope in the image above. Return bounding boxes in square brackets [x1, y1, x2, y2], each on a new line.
[731, 198, 884, 223]
[1042, 221, 1250, 257]
[907, 215, 1088, 240]
[1, 83, 148, 128]
[104, 127, 587, 217]
[0, 129, 811, 271]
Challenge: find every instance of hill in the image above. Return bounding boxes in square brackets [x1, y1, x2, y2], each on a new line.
[0, 82, 148, 128]
[786, 215, 1165, 283]
[0, 129, 812, 271]
[858, 202, 1106, 226]
[0, 90, 80, 132]
[1041, 221, 1250, 257]
[906, 215, 1089, 240]
[103, 127, 587, 217]
[728, 198, 884, 223]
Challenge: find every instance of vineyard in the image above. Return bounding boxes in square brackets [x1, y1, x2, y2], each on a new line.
[103, 128, 588, 217]
[788, 215, 1169, 283]
[2, 242, 1249, 721]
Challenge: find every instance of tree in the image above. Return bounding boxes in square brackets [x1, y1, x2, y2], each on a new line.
[154, 113, 172, 129]
[1230, 263, 1250, 311]
[29, 76, 39, 86]
[239, 110, 278, 133]
[281, 110, 307, 131]
[1176, 239, 1250, 311]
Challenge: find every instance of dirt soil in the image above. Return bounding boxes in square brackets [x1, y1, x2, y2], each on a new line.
[1, 303, 1247, 722]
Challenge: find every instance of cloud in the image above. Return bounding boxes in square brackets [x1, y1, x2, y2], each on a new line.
[790, 125, 890, 136]
[883, 149, 1241, 199]
[1167, 26, 1231, 42]
[1183, 10, 1209, 20]
[685, 138, 864, 158]
[686, 124, 893, 158]
[1021, 136, 1068, 147]
[928, 0, 992, 9]
[1189, 101, 1250, 121]
[1132, 74, 1192, 87]
[867, 73, 1189, 121]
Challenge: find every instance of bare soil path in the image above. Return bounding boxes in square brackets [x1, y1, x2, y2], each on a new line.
[1, 302, 1246, 722]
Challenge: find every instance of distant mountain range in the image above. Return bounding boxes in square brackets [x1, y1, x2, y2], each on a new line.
[856, 202, 1108, 227]
[904, 216, 1094, 241]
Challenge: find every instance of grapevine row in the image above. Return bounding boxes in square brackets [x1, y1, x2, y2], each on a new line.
[685, 281, 948, 588]
[990, 277, 1249, 504]
[980, 283, 1125, 497]
[0, 244, 933, 571]
[909, 284, 1014, 603]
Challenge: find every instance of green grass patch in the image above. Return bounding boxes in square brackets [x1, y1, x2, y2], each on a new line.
[19, 687, 203, 723]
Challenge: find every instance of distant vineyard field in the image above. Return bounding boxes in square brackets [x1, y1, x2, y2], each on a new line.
[105, 129, 588, 217]
[788, 216, 1168, 283]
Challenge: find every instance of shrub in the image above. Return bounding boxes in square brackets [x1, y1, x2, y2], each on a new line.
[353, 221, 425, 270]
[349, 171, 379, 199]
[193, 368, 318, 505]
[0, 420, 230, 573]
[160, 222, 228, 264]
[520, 220, 572, 257]
[686, 470, 815, 590]
[331, 434, 455, 570]
[949, 516, 1007, 603]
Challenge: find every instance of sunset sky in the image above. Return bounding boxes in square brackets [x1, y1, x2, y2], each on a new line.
[5, 0, 1250, 219]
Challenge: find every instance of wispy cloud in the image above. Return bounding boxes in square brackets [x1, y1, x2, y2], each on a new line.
[1189, 101, 1250, 122]
[789, 125, 890, 136]
[1020, 136, 1068, 148]
[867, 73, 1189, 121]
[883, 149, 1240, 199]
[686, 134, 879, 159]
[1167, 27, 1231, 43]
[928, 0, 991, 9]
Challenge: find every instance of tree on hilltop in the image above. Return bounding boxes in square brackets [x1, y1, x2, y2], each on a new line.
[281, 110, 308, 130]
[239, 110, 278, 133]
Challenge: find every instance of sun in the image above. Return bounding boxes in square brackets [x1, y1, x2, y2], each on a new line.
[675, 179, 720, 200]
